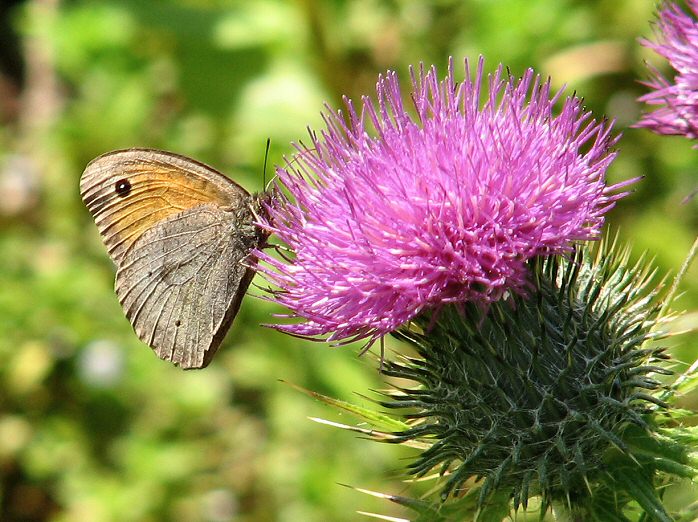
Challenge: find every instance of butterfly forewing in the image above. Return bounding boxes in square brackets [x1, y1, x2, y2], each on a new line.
[80, 149, 251, 263]
[80, 149, 267, 369]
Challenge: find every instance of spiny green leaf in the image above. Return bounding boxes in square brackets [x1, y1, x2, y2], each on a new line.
[624, 425, 692, 465]
[649, 456, 697, 478]
[610, 471, 672, 522]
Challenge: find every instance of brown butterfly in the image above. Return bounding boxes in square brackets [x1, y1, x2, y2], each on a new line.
[80, 149, 271, 369]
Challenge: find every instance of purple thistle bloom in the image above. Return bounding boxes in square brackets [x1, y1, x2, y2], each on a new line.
[257, 57, 631, 344]
[636, 1, 698, 140]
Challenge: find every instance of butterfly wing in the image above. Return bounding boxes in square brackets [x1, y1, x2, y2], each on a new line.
[80, 149, 265, 369]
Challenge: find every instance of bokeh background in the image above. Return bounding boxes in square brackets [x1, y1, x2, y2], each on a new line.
[1, 0, 697, 520]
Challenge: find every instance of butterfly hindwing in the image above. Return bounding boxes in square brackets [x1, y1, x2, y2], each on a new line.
[115, 204, 258, 368]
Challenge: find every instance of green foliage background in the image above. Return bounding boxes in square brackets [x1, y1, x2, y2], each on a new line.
[0, 0, 696, 520]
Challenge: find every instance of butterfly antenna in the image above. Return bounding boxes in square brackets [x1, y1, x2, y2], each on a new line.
[262, 138, 271, 190]
[262, 137, 281, 194]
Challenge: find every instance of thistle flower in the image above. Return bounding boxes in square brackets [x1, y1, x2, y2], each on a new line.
[636, 1, 698, 140]
[258, 58, 630, 344]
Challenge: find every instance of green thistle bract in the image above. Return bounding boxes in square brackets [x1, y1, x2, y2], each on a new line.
[383, 241, 675, 514]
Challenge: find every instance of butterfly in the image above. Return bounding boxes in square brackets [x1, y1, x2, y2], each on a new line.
[80, 149, 271, 369]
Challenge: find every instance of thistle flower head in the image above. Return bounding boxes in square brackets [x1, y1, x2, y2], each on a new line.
[258, 58, 630, 344]
[636, 1, 698, 140]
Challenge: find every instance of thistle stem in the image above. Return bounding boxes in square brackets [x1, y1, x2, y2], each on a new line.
[658, 235, 698, 401]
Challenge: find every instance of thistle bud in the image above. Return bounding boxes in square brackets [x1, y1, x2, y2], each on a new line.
[377, 241, 691, 519]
